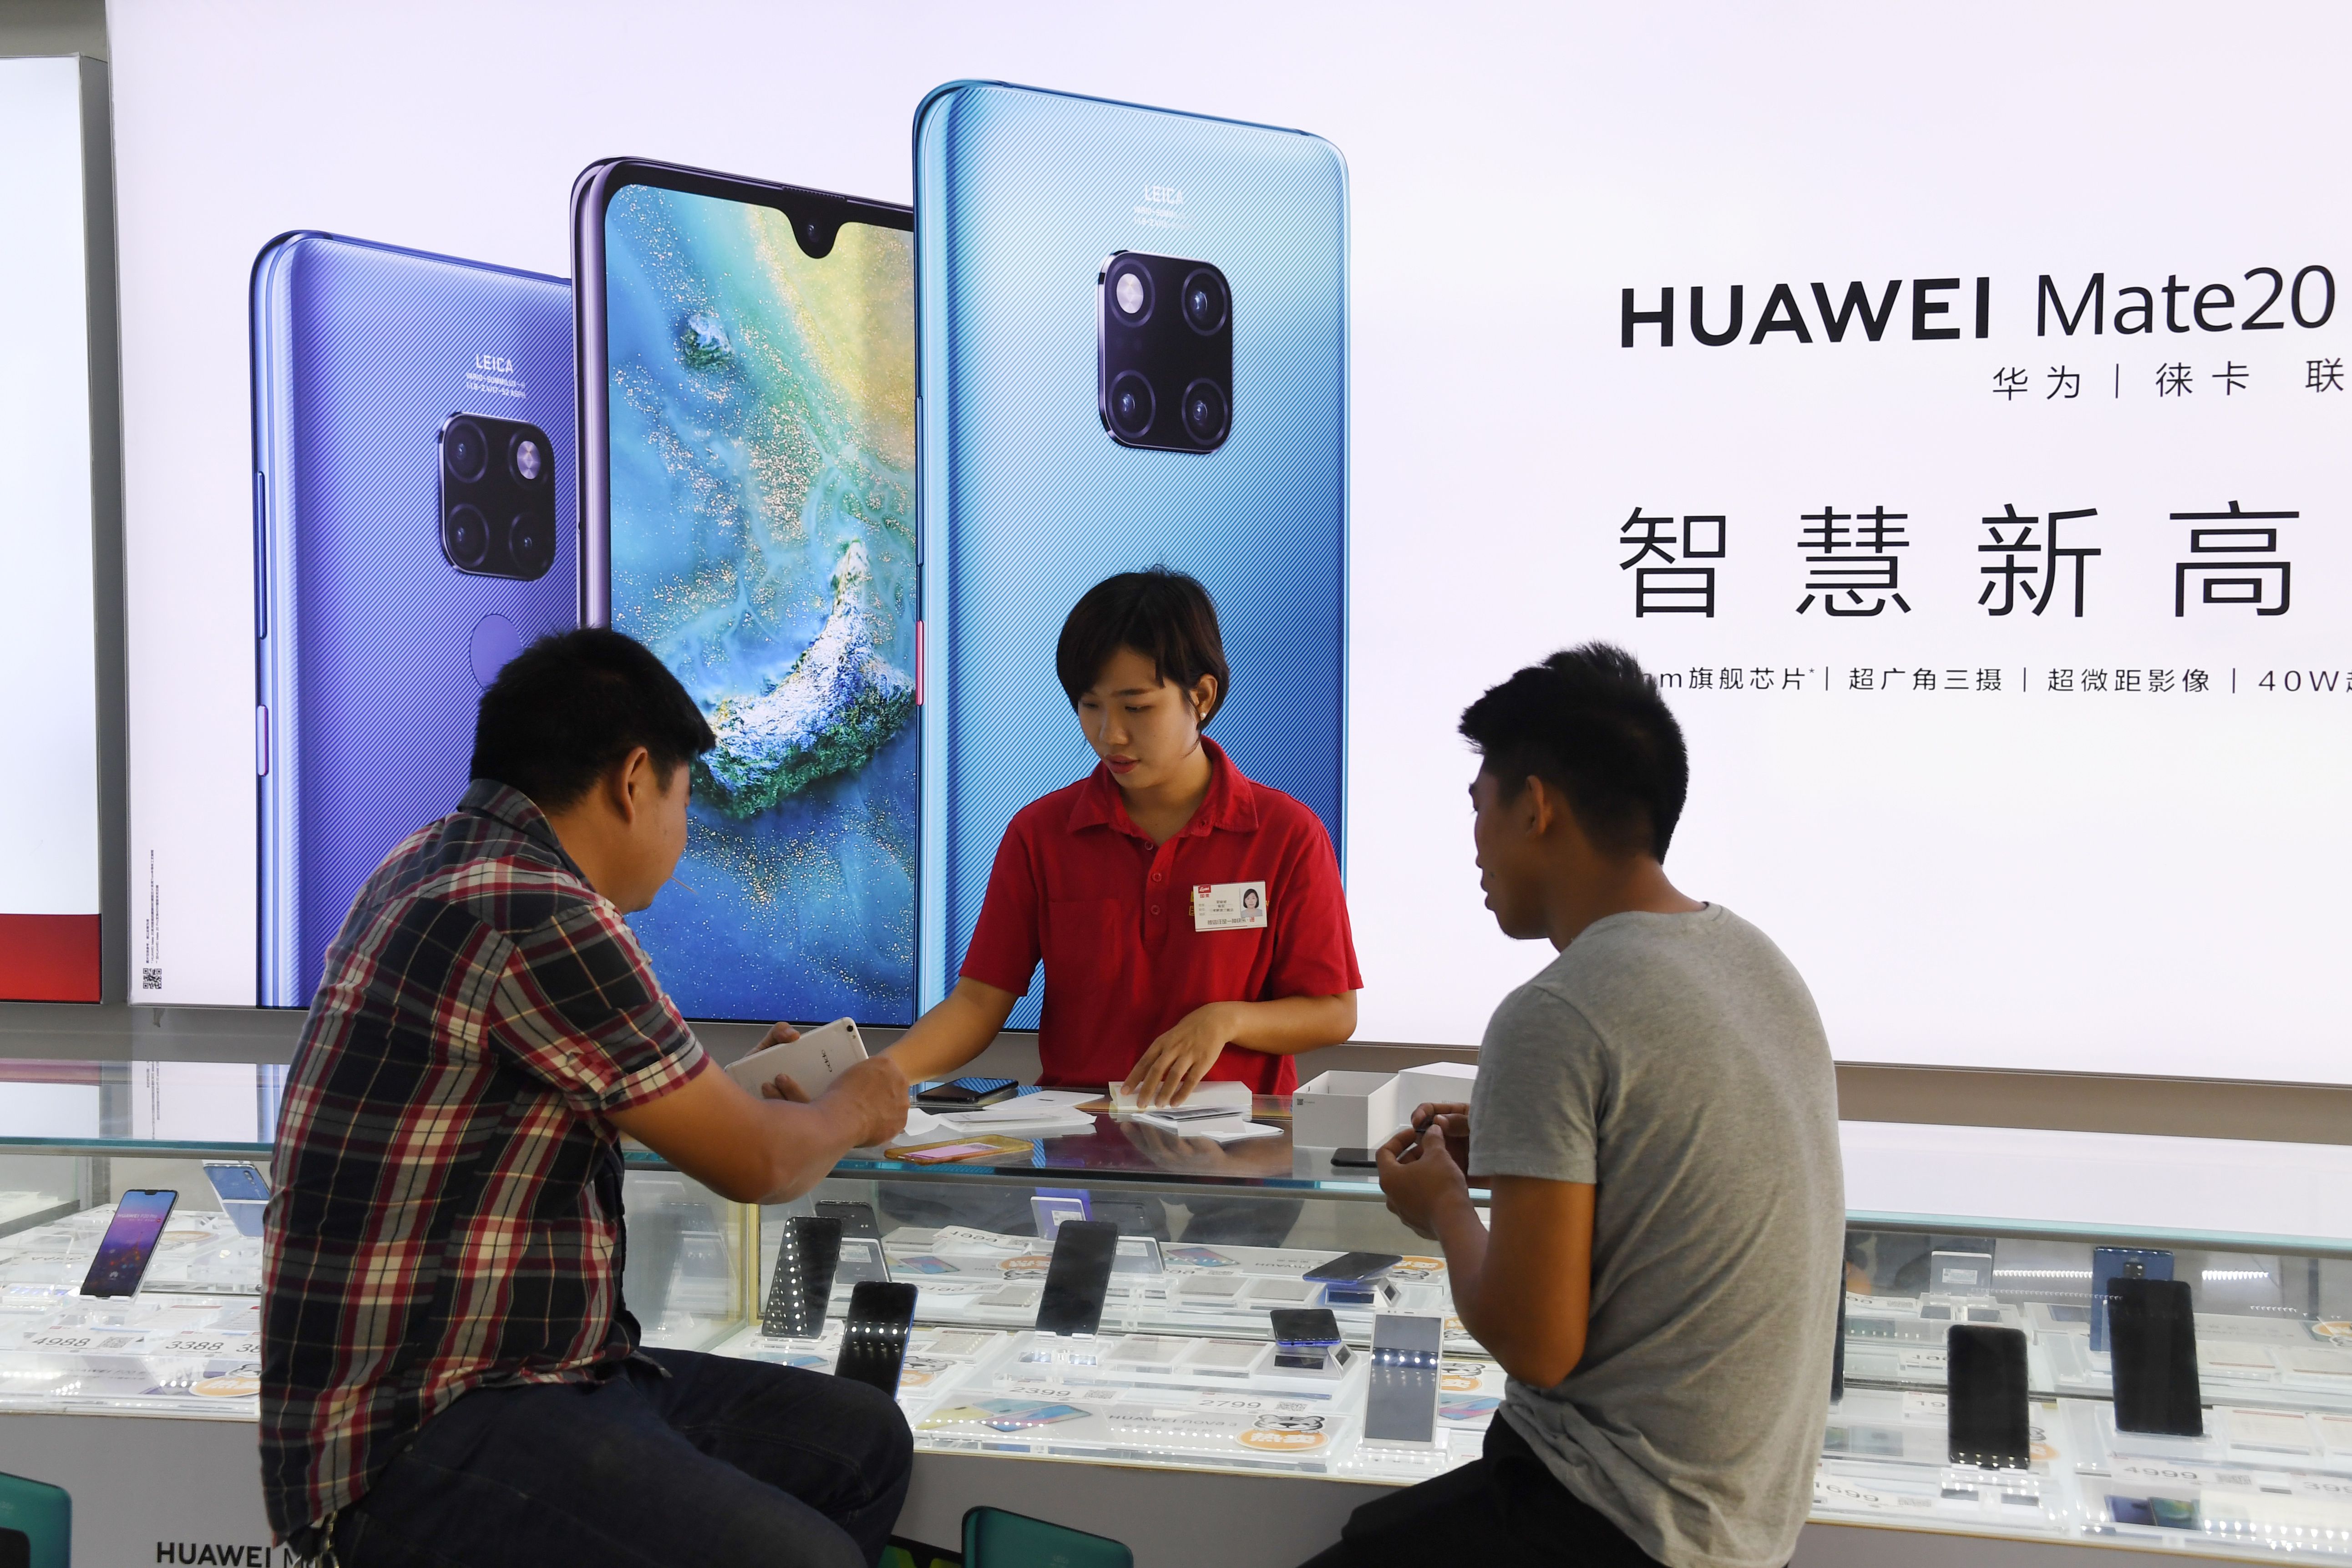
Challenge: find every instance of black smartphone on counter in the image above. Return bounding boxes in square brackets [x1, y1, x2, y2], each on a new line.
[2109, 1277, 2203, 1436]
[761, 1216, 842, 1339]
[834, 1281, 918, 1395]
[1305, 1251, 1401, 1284]
[1036, 1220, 1119, 1336]
[1946, 1324, 2031, 1468]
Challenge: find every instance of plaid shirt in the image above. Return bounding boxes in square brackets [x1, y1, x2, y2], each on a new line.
[260, 781, 706, 1547]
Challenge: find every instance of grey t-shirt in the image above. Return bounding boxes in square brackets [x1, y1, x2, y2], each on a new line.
[1468, 903, 1842, 1568]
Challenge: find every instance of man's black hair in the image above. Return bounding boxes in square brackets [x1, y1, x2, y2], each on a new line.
[470, 628, 715, 813]
[1458, 643, 1689, 860]
[1055, 567, 1231, 722]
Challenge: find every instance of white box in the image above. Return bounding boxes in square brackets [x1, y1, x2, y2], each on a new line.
[1292, 1070, 1401, 1149]
[1392, 1061, 1479, 1121]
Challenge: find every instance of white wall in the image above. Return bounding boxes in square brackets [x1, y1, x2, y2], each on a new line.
[0, 56, 101, 920]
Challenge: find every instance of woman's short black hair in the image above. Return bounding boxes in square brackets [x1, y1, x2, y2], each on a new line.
[1055, 568, 1230, 722]
[1457, 642, 1689, 861]
[470, 628, 715, 812]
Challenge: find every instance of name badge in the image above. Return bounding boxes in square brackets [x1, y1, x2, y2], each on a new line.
[1192, 881, 1267, 932]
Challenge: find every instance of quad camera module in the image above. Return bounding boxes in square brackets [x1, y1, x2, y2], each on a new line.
[1099, 252, 1232, 453]
[439, 414, 557, 580]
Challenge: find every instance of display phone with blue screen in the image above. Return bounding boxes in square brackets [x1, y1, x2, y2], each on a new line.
[202, 1161, 270, 1238]
[573, 160, 918, 1024]
[2090, 1246, 2174, 1352]
[80, 1189, 175, 1297]
[913, 83, 1349, 1015]
[252, 234, 576, 1006]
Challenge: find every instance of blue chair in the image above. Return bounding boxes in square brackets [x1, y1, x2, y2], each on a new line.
[962, 1506, 1134, 1568]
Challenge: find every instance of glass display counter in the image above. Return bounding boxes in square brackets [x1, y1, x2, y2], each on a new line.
[4, 1065, 2350, 1563]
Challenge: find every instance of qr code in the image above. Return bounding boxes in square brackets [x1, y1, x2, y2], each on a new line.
[141, 968, 162, 990]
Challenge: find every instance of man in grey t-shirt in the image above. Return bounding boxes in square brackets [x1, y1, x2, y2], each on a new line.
[1302, 645, 1843, 1568]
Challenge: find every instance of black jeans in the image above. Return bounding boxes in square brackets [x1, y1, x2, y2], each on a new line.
[1299, 1418, 1657, 1568]
[330, 1349, 912, 1568]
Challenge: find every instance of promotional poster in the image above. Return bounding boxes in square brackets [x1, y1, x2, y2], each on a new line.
[58, 1, 2345, 1082]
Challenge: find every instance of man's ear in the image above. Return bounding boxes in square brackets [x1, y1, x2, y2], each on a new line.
[608, 746, 654, 825]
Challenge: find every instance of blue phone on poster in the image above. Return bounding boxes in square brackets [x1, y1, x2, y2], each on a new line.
[572, 160, 919, 1024]
[913, 82, 1350, 1016]
[252, 233, 576, 1006]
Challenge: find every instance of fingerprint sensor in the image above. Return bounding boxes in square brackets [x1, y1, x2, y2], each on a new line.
[468, 613, 522, 689]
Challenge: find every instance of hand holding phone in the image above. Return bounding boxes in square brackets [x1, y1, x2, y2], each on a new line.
[1407, 1102, 1472, 1171]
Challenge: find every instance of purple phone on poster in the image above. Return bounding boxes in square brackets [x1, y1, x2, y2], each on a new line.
[252, 233, 576, 1005]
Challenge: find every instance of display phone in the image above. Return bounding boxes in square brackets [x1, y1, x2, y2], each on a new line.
[1364, 1314, 1443, 1446]
[1832, 1286, 1847, 1403]
[2090, 1247, 2175, 1352]
[1269, 1307, 1347, 1371]
[915, 1076, 1019, 1108]
[202, 1160, 271, 1238]
[834, 1280, 918, 1395]
[252, 234, 576, 1007]
[814, 1200, 881, 1239]
[1944, 1324, 2031, 1468]
[80, 1188, 176, 1297]
[573, 158, 917, 1025]
[724, 1018, 867, 1099]
[1304, 1252, 1401, 1284]
[1329, 1148, 1378, 1169]
[2109, 1277, 2204, 1436]
[914, 83, 1348, 1015]
[1035, 1219, 1120, 1336]
[0, 1469, 71, 1568]
[761, 1215, 843, 1339]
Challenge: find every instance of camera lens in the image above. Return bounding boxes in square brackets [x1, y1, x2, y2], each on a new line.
[1108, 259, 1153, 324]
[1181, 379, 1228, 446]
[444, 419, 489, 483]
[1108, 370, 1156, 439]
[445, 503, 490, 569]
[507, 513, 553, 577]
[510, 432, 545, 484]
[1180, 268, 1228, 334]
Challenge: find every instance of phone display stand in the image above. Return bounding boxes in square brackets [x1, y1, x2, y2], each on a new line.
[1032, 1192, 1089, 1239]
[1270, 1343, 1351, 1379]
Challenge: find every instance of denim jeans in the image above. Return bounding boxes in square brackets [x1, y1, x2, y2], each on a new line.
[330, 1348, 912, 1568]
[1297, 1417, 1657, 1568]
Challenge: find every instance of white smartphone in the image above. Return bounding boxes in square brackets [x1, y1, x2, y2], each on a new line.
[724, 1017, 867, 1099]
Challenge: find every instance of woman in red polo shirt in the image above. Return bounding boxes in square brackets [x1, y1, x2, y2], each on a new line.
[887, 568, 1360, 1105]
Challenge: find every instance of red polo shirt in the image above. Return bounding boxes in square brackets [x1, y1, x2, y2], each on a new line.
[958, 737, 1361, 1092]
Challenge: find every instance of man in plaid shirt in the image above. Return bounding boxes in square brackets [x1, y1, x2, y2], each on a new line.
[262, 630, 912, 1568]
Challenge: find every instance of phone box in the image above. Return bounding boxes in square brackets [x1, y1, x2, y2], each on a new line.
[1292, 1071, 1400, 1149]
[1391, 1061, 1478, 1123]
